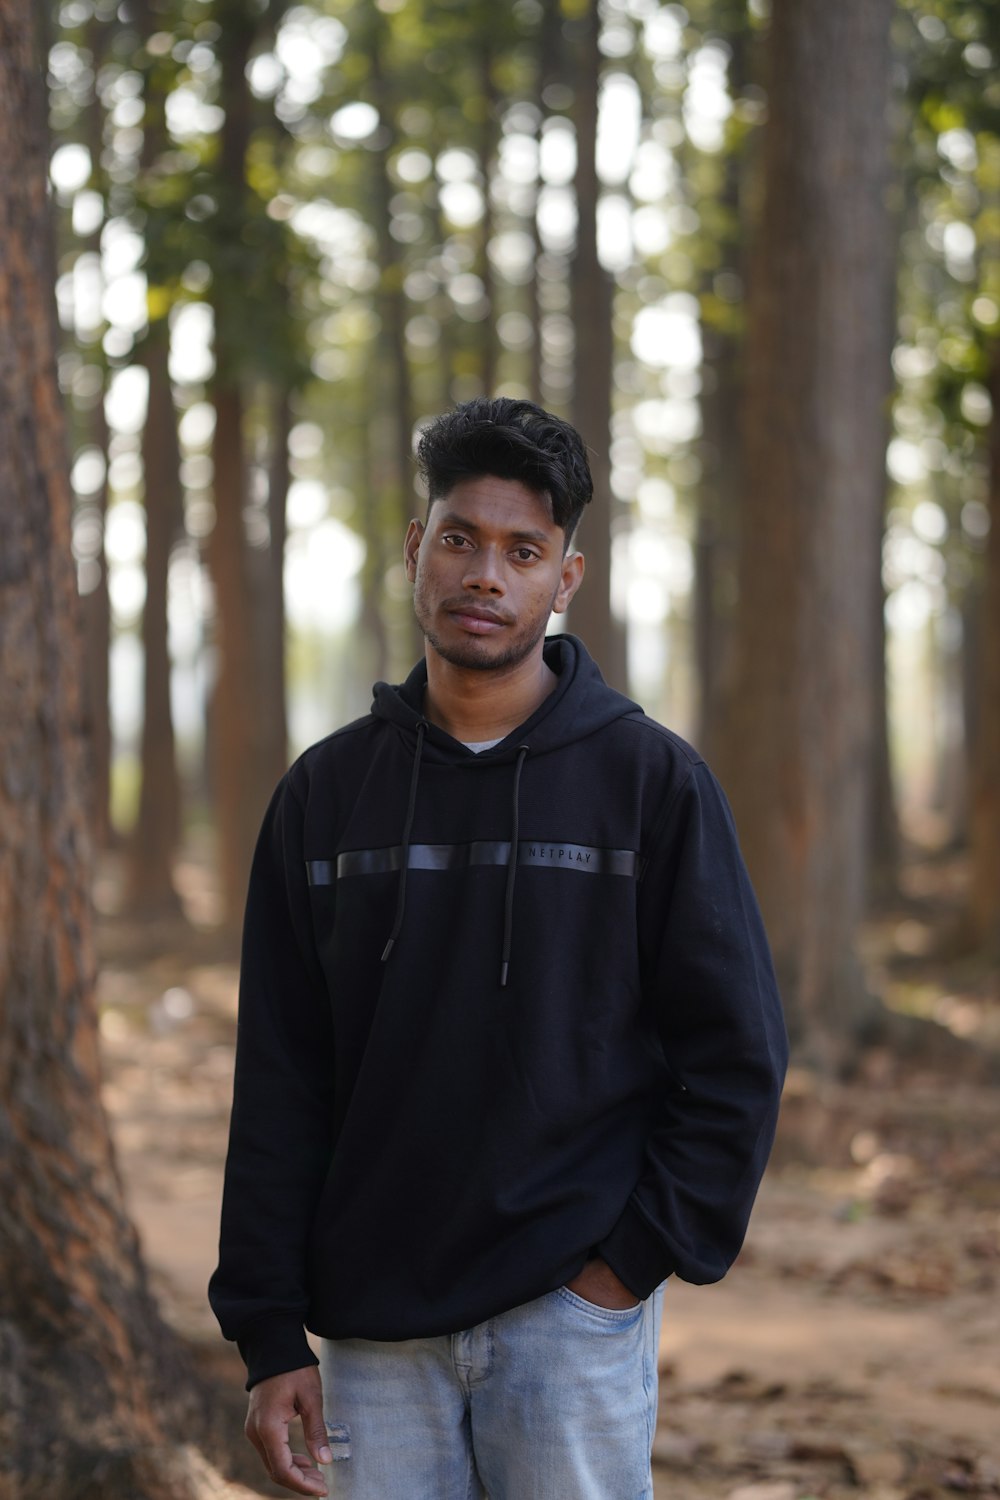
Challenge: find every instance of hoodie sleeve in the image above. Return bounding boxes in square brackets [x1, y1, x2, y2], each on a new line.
[208, 770, 336, 1389]
[597, 759, 788, 1298]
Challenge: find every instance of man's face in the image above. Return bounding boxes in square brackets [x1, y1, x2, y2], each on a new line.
[403, 476, 584, 673]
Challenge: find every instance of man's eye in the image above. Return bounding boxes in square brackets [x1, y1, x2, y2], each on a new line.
[442, 534, 469, 548]
[513, 548, 538, 562]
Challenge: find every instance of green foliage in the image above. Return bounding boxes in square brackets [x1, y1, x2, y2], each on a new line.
[888, 0, 999, 610]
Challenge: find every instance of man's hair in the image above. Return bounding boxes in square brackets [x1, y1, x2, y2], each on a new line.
[415, 397, 594, 541]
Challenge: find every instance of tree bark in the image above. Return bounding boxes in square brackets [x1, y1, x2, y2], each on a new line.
[716, 0, 895, 1067]
[0, 10, 207, 1493]
[967, 344, 1000, 954]
[568, 0, 628, 691]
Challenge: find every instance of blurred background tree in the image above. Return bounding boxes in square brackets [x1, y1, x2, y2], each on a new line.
[712, 0, 896, 1065]
[0, 4, 218, 1493]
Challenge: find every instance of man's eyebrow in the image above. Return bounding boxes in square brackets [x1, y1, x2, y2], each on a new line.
[436, 510, 552, 545]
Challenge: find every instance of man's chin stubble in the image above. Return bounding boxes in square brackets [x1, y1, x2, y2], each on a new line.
[421, 625, 544, 674]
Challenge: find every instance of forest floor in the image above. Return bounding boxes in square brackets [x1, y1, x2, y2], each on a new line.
[94, 838, 1000, 1500]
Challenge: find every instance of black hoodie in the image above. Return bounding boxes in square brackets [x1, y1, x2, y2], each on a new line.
[209, 635, 788, 1389]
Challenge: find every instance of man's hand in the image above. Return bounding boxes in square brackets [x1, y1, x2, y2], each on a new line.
[564, 1257, 640, 1309]
[245, 1365, 332, 1497]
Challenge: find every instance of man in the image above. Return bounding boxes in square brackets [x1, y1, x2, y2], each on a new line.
[210, 397, 788, 1499]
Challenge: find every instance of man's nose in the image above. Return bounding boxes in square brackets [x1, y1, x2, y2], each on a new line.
[462, 547, 505, 594]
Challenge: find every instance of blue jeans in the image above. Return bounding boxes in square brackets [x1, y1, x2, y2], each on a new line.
[318, 1283, 665, 1499]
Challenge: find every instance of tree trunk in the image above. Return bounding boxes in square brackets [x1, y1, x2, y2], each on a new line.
[208, 378, 259, 925]
[693, 21, 750, 759]
[0, 11, 207, 1494]
[124, 324, 185, 917]
[252, 384, 291, 792]
[80, 382, 114, 849]
[528, 0, 561, 408]
[79, 13, 113, 848]
[867, 335, 901, 904]
[868, 556, 900, 903]
[208, 11, 266, 926]
[369, 12, 422, 671]
[360, 414, 392, 687]
[120, 0, 186, 918]
[967, 343, 1000, 954]
[568, 0, 628, 691]
[716, 0, 895, 1067]
[695, 321, 742, 757]
[478, 30, 500, 398]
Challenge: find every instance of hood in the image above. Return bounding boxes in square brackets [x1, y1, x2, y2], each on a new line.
[370, 634, 641, 760]
[369, 634, 642, 986]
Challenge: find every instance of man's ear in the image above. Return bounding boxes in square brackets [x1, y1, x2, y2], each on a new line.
[552, 550, 584, 614]
[403, 518, 425, 582]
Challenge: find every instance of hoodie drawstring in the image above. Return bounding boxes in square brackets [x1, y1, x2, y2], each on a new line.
[381, 726, 528, 986]
[381, 720, 426, 964]
[500, 745, 530, 988]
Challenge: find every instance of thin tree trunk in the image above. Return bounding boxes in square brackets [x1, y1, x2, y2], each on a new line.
[433, 177, 457, 408]
[369, 12, 421, 670]
[360, 415, 391, 686]
[122, 0, 187, 915]
[124, 324, 184, 916]
[254, 384, 292, 791]
[717, 0, 895, 1067]
[478, 31, 500, 397]
[967, 343, 1000, 954]
[80, 377, 114, 847]
[569, 0, 627, 690]
[79, 13, 113, 847]
[693, 22, 750, 759]
[208, 379, 258, 924]
[528, 0, 561, 408]
[868, 112, 907, 905]
[695, 321, 742, 757]
[208, 9, 265, 925]
[0, 11, 206, 1493]
[868, 559, 900, 901]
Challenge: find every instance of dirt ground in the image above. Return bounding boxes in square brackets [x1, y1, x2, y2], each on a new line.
[94, 848, 1000, 1500]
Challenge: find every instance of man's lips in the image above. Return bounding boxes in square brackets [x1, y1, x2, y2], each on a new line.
[446, 604, 510, 634]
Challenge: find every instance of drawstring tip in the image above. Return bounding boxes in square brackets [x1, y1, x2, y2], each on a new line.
[499, 961, 509, 988]
[381, 938, 395, 963]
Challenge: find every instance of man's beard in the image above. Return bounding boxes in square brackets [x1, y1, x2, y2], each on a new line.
[413, 583, 554, 673]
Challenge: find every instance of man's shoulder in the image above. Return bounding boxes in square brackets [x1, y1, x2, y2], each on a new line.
[608, 708, 705, 772]
[283, 712, 384, 793]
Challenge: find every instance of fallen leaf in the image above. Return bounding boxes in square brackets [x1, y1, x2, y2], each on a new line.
[849, 1447, 909, 1487]
[726, 1483, 797, 1500]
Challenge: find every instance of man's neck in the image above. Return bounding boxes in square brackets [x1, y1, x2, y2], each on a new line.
[422, 648, 557, 743]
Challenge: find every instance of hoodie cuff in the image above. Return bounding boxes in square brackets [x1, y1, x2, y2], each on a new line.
[237, 1314, 319, 1391]
[597, 1197, 674, 1301]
